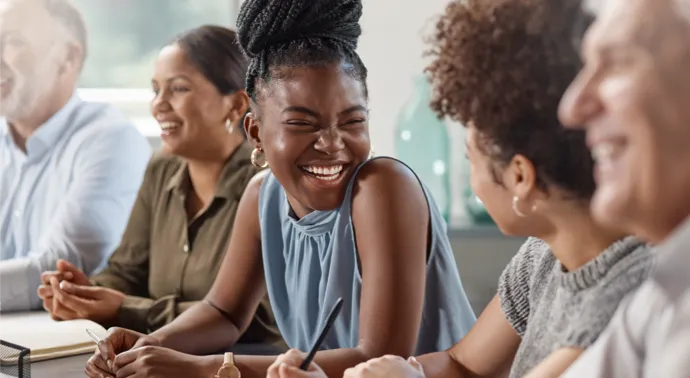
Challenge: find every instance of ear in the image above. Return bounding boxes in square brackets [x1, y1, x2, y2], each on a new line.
[225, 90, 250, 125]
[244, 112, 262, 148]
[59, 42, 83, 77]
[504, 154, 539, 200]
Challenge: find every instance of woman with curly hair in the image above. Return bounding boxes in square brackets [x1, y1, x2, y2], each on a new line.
[286, 0, 654, 378]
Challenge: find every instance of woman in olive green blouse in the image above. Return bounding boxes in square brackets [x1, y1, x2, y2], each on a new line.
[36, 26, 281, 346]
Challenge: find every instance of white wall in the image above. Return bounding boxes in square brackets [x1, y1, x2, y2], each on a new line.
[358, 0, 471, 224]
[358, 0, 451, 157]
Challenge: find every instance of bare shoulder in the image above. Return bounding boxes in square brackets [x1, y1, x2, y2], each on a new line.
[351, 158, 425, 202]
[244, 169, 270, 198]
[350, 158, 429, 236]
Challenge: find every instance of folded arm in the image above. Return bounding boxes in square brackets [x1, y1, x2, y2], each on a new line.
[114, 295, 201, 333]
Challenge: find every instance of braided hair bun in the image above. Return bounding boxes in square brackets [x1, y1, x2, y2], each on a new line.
[236, 0, 367, 99]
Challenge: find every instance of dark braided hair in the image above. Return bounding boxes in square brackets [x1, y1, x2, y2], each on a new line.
[235, 0, 368, 101]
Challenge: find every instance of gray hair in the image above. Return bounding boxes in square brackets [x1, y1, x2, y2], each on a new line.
[40, 0, 88, 69]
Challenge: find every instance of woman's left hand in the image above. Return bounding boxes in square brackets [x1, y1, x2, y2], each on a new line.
[344, 355, 425, 378]
[50, 279, 125, 325]
[108, 346, 216, 378]
[266, 349, 327, 378]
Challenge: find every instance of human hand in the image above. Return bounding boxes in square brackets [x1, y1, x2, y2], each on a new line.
[48, 281, 125, 325]
[57, 259, 92, 285]
[344, 355, 425, 378]
[266, 349, 327, 378]
[105, 346, 215, 378]
[84, 327, 159, 378]
[38, 259, 91, 319]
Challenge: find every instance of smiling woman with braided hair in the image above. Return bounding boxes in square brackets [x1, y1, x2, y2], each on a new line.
[83, 0, 476, 377]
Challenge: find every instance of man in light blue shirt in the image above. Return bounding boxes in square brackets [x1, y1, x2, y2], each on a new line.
[0, 0, 151, 312]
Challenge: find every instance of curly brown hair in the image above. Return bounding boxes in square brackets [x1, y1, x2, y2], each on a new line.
[426, 0, 595, 200]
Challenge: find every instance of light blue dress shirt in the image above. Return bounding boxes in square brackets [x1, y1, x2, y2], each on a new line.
[0, 94, 151, 312]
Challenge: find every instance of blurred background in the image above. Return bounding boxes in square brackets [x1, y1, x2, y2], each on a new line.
[74, 0, 525, 315]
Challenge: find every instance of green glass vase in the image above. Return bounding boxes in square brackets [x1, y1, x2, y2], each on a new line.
[394, 75, 451, 223]
[463, 186, 494, 225]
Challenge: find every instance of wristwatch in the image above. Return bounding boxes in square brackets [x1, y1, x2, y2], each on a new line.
[215, 352, 241, 378]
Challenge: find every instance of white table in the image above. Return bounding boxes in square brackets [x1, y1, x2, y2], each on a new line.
[0, 344, 285, 378]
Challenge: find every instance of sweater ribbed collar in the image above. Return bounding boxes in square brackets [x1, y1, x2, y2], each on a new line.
[556, 236, 645, 291]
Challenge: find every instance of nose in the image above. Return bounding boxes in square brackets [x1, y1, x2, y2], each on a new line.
[314, 126, 345, 155]
[150, 89, 172, 117]
[558, 71, 603, 129]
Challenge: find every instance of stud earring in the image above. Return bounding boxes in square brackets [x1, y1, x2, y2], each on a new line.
[368, 148, 375, 159]
[251, 147, 268, 168]
[225, 119, 233, 133]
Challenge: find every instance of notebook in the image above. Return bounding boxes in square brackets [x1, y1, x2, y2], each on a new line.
[0, 312, 107, 364]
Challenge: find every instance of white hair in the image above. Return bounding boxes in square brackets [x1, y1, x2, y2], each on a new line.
[38, 0, 88, 68]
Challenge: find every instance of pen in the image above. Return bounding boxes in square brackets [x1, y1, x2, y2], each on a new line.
[85, 328, 101, 344]
[299, 297, 344, 371]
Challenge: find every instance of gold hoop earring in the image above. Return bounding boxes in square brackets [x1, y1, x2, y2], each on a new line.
[225, 119, 234, 133]
[251, 147, 268, 168]
[512, 196, 528, 218]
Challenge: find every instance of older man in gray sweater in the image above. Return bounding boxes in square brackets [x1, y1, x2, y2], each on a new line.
[558, 0, 690, 376]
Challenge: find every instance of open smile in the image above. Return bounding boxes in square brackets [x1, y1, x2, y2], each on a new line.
[158, 121, 183, 137]
[299, 163, 351, 189]
[300, 164, 346, 181]
[589, 136, 628, 184]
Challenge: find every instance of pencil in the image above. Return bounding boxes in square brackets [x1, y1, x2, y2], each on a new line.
[85, 328, 101, 344]
[299, 297, 344, 370]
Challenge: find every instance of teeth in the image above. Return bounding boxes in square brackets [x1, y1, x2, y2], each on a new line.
[302, 165, 344, 180]
[159, 121, 181, 130]
[591, 143, 615, 163]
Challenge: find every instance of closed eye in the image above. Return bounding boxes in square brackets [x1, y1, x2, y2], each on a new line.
[342, 119, 365, 126]
[285, 120, 312, 126]
[285, 120, 317, 127]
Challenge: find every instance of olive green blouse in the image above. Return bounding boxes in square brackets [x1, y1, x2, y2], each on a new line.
[91, 142, 281, 345]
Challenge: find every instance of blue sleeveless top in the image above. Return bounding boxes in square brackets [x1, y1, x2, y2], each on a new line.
[258, 157, 476, 354]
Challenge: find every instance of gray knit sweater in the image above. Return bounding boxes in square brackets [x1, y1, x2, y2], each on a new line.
[499, 237, 653, 378]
